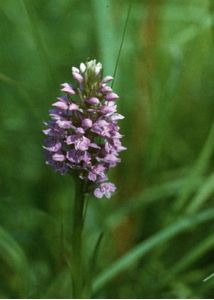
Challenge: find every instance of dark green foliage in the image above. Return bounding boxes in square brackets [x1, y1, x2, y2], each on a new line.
[0, 0, 213, 298]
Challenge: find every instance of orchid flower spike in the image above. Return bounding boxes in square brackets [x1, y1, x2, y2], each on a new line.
[43, 59, 126, 198]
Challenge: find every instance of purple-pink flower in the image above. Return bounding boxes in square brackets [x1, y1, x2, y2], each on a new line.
[43, 59, 126, 198]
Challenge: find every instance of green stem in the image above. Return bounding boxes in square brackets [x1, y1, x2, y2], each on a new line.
[71, 177, 86, 298]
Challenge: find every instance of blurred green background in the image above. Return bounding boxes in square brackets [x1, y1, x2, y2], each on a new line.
[0, 0, 214, 298]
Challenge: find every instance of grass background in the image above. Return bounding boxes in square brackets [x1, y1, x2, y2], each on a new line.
[0, 0, 214, 298]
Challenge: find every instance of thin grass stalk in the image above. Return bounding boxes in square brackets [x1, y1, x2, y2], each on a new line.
[111, 0, 132, 88]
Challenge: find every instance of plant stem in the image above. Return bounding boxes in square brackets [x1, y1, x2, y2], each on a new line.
[71, 177, 86, 298]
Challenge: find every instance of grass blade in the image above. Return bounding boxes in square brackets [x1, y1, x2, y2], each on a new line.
[92, 0, 116, 75]
[174, 123, 214, 211]
[111, 0, 132, 88]
[92, 208, 214, 293]
[186, 172, 214, 214]
[160, 235, 214, 288]
[20, 0, 56, 84]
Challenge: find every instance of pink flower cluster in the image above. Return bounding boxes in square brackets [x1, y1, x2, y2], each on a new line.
[43, 60, 126, 198]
